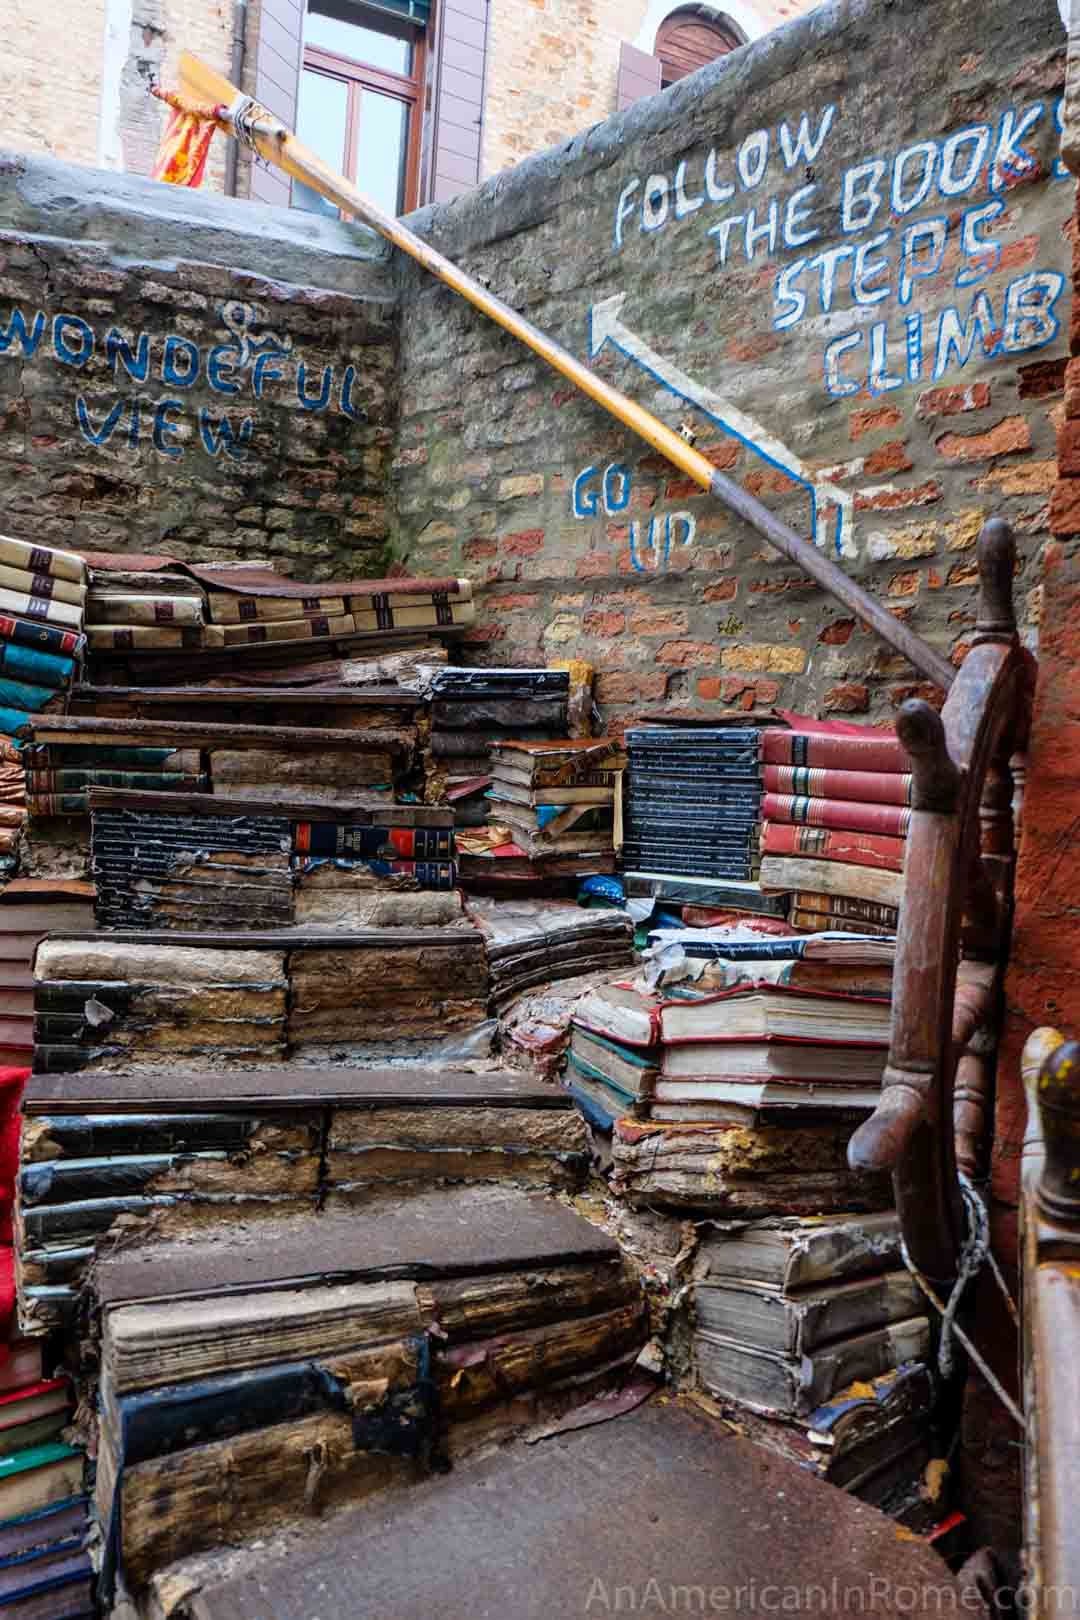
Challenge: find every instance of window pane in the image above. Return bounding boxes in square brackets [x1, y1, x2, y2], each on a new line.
[354, 90, 408, 215]
[306, 2, 413, 74]
[293, 69, 349, 215]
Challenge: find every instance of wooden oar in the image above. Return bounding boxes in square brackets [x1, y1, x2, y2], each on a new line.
[178, 50, 955, 690]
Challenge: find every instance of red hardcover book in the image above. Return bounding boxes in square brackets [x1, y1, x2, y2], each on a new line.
[761, 822, 906, 873]
[762, 765, 911, 806]
[762, 794, 912, 839]
[763, 730, 906, 774]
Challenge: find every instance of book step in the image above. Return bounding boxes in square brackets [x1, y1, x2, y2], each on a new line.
[17, 1067, 591, 1329]
[89, 1187, 645, 1591]
[141, 1399, 970, 1620]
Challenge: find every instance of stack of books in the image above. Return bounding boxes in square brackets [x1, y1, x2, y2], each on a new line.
[88, 1188, 643, 1589]
[757, 728, 909, 935]
[621, 726, 780, 920]
[23, 716, 414, 821]
[484, 738, 625, 864]
[467, 899, 635, 1009]
[427, 667, 570, 833]
[0, 1334, 90, 1615]
[83, 569, 475, 658]
[90, 792, 294, 931]
[0, 537, 85, 733]
[17, 1066, 591, 1330]
[0, 889, 96, 1069]
[293, 805, 457, 902]
[691, 1213, 938, 1516]
[31, 928, 492, 1072]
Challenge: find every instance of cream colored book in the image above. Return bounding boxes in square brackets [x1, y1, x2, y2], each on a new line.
[207, 593, 347, 623]
[0, 534, 86, 584]
[758, 855, 903, 909]
[0, 586, 82, 629]
[86, 593, 205, 626]
[203, 614, 355, 647]
[0, 564, 86, 607]
[351, 601, 475, 632]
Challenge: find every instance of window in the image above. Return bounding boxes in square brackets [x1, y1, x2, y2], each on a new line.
[655, 8, 744, 87]
[293, 0, 425, 218]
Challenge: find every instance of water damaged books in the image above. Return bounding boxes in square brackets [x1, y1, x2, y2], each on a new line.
[24, 716, 414, 817]
[31, 926, 489, 1072]
[83, 563, 476, 658]
[86, 1189, 644, 1590]
[689, 1213, 937, 1519]
[484, 739, 625, 858]
[16, 1067, 592, 1330]
[89, 792, 458, 929]
[466, 899, 635, 1009]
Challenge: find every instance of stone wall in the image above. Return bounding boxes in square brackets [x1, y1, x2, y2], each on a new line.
[396, 0, 1070, 729]
[0, 156, 397, 576]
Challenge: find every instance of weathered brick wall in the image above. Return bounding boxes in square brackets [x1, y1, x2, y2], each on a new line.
[0, 157, 397, 576]
[396, 0, 1070, 730]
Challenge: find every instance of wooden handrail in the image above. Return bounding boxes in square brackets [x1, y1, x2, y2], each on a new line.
[176, 52, 956, 693]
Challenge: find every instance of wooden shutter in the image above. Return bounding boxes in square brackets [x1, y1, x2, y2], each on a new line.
[251, 0, 305, 206]
[424, 0, 489, 205]
[616, 42, 662, 111]
[655, 13, 741, 83]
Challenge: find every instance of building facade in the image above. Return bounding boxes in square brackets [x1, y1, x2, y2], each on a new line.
[3, 0, 819, 213]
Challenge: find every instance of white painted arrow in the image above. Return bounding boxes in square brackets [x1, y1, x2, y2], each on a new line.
[588, 293, 856, 560]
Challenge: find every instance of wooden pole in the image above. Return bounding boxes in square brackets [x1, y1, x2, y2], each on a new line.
[180, 52, 956, 692]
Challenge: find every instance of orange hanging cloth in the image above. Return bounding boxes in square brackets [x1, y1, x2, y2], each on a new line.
[151, 85, 226, 187]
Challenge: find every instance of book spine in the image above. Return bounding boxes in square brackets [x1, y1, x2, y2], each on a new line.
[207, 594, 346, 624]
[790, 908, 896, 937]
[212, 614, 354, 646]
[761, 793, 911, 838]
[0, 675, 58, 714]
[0, 588, 82, 629]
[0, 641, 74, 691]
[86, 625, 203, 651]
[762, 765, 912, 806]
[86, 596, 204, 626]
[293, 824, 455, 859]
[0, 538, 85, 585]
[793, 890, 900, 927]
[0, 616, 82, 657]
[761, 822, 907, 873]
[29, 770, 206, 791]
[763, 731, 905, 773]
[45, 746, 201, 771]
[0, 565, 85, 607]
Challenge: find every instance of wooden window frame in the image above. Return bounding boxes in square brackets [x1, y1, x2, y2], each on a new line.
[300, 15, 426, 214]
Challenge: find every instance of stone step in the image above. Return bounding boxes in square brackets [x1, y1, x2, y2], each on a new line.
[145, 1399, 971, 1620]
[17, 1066, 590, 1331]
[90, 1186, 646, 1595]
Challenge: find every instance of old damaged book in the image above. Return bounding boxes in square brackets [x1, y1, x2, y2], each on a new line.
[759, 856, 904, 908]
[0, 616, 82, 659]
[0, 537, 86, 586]
[488, 739, 626, 803]
[658, 983, 892, 1045]
[294, 881, 464, 929]
[87, 624, 205, 652]
[762, 765, 911, 806]
[761, 823, 906, 874]
[467, 899, 634, 1006]
[90, 1187, 641, 1586]
[694, 1315, 931, 1418]
[351, 599, 475, 633]
[204, 614, 356, 647]
[85, 592, 206, 626]
[694, 1269, 923, 1358]
[762, 729, 906, 774]
[293, 822, 454, 860]
[566, 1026, 658, 1129]
[0, 642, 75, 692]
[431, 698, 569, 732]
[762, 794, 912, 839]
[206, 592, 346, 623]
[612, 1117, 890, 1214]
[694, 1212, 902, 1291]
[490, 802, 615, 857]
[287, 930, 489, 1048]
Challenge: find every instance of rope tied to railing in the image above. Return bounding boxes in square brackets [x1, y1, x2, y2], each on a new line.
[900, 1173, 1026, 1432]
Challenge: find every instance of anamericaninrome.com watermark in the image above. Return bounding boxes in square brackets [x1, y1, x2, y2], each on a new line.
[581, 1575, 1080, 1613]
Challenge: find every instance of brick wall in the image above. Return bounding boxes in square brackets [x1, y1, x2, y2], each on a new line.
[480, 0, 802, 178]
[3, 0, 107, 166]
[0, 158, 397, 576]
[397, 0, 1070, 732]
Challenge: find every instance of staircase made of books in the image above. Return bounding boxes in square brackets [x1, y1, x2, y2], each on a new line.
[0, 538, 965, 1614]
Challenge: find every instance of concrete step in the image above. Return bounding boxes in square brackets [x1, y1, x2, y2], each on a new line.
[145, 1399, 973, 1620]
[91, 1185, 646, 1594]
[17, 1066, 590, 1332]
